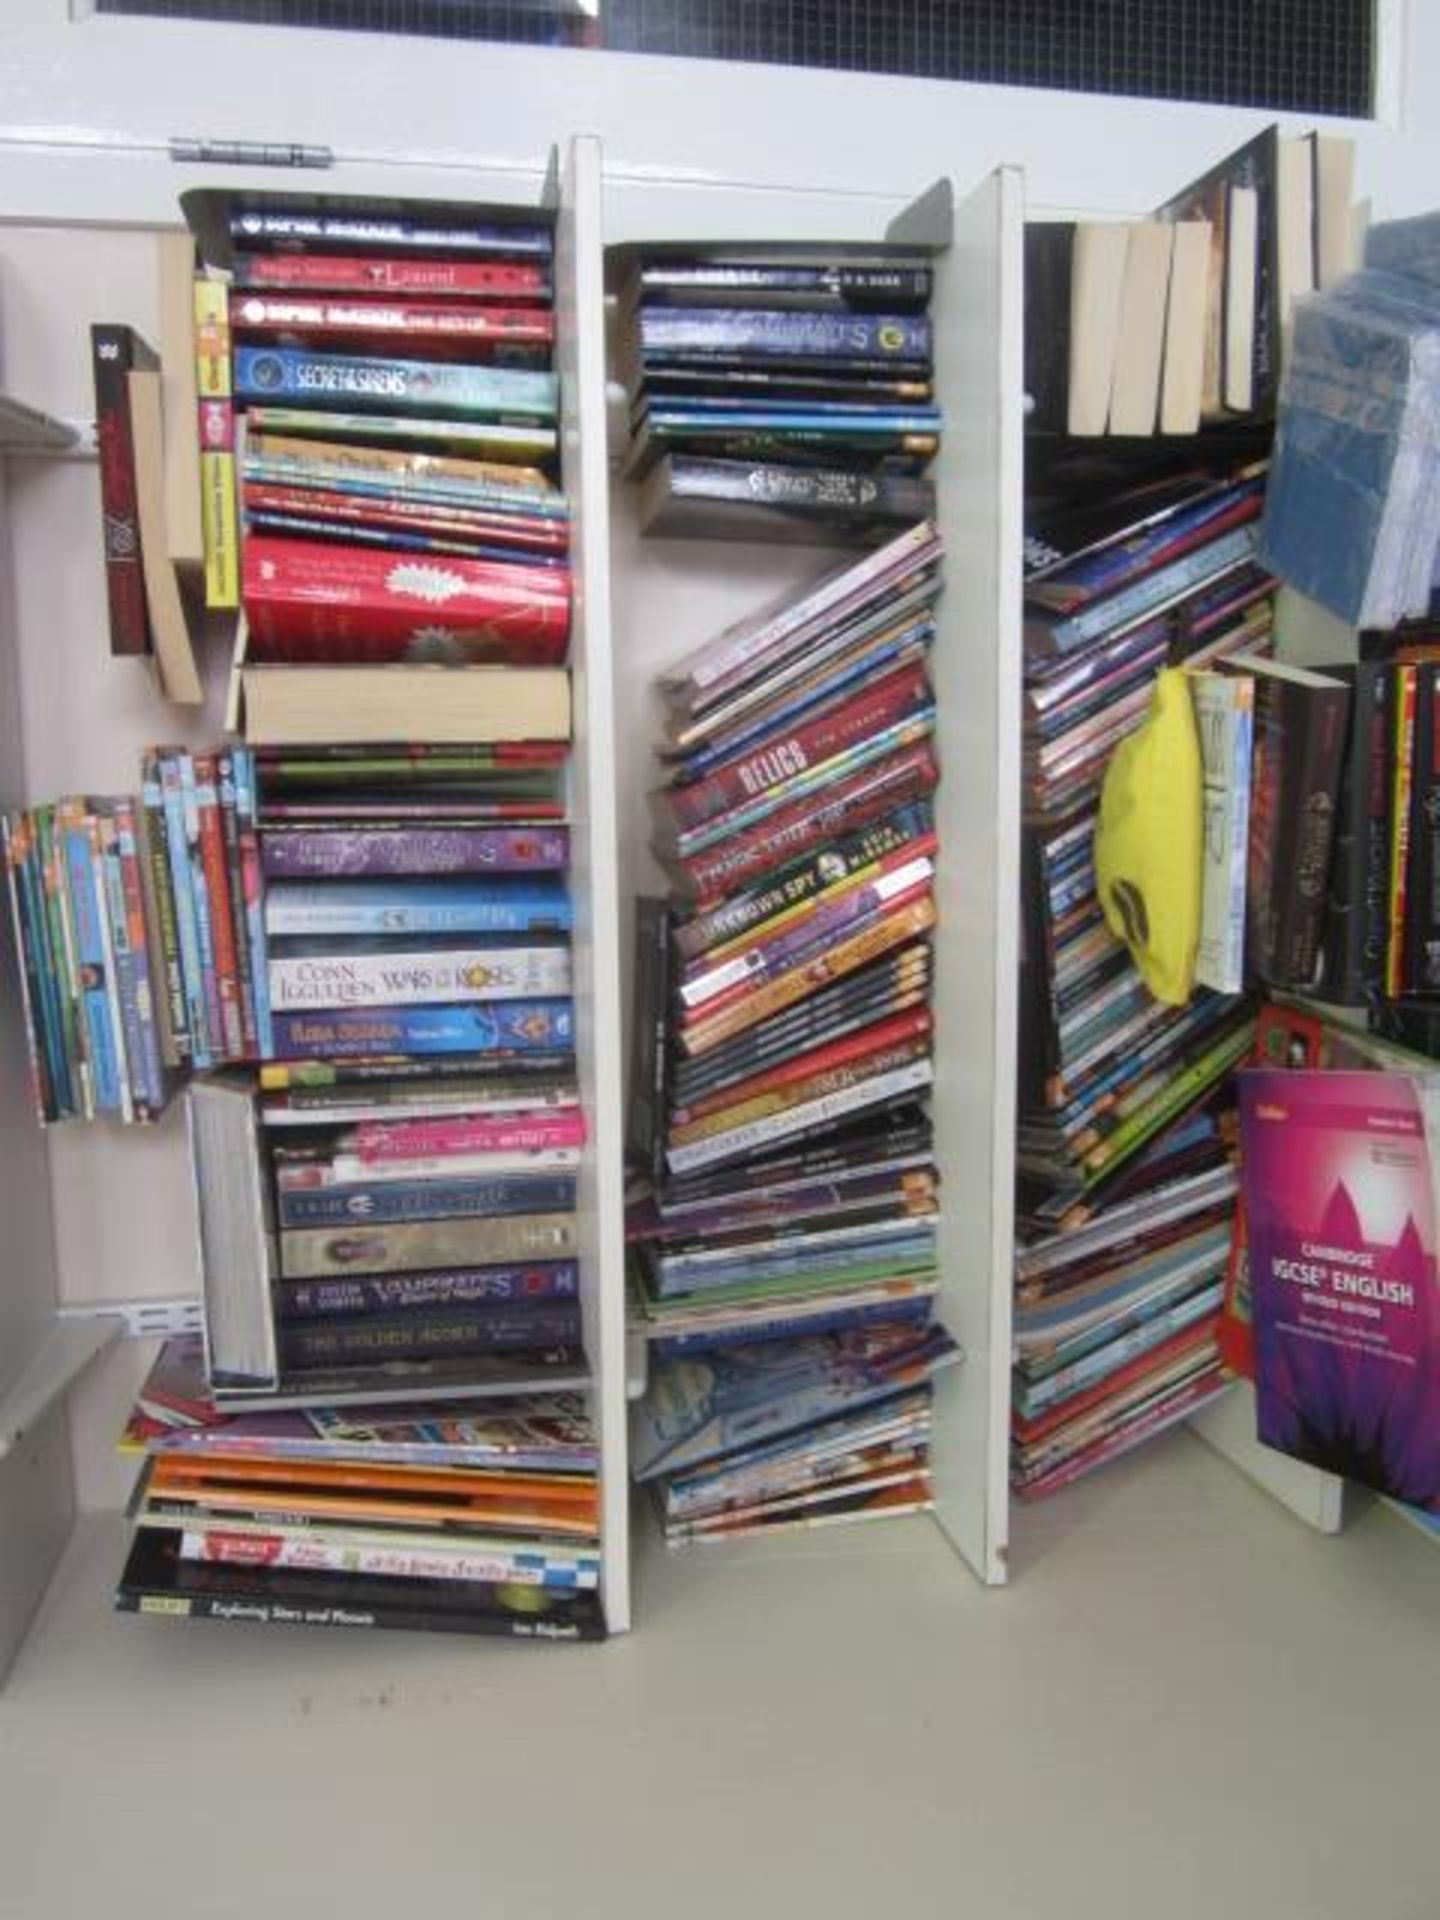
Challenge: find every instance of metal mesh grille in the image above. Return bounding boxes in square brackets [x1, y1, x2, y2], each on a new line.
[94, 1, 1377, 118]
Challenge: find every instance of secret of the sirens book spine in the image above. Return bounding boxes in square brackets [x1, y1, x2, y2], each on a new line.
[231, 346, 557, 422]
[268, 999, 574, 1060]
[228, 211, 553, 257]
[232, 253, 551, 298]
[1240, 1067, 1440, 1512]
[637, 307, 931, 360]
[276, 1260, 580, 1317]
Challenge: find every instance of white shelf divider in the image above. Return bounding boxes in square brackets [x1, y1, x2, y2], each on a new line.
[0, 1316, 122, 1463]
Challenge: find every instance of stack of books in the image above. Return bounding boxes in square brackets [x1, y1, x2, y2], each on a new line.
[1014, 457, 1281, 1495]
[1262, 211, 1440, 631]
[1025, 123, 1359, 438]
[616, 251, 940, 541]
[114, 1335, 605, 1639]
[3, 754, 276, 1124]
[203, 195, 571, 742]
[627, 522, 962, 1543]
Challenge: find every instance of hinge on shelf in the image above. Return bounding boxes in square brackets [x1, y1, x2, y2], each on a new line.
[169, 138, 334, 170]
[57, 1297, 204, 1341]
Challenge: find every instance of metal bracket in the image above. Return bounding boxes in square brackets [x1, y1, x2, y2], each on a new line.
[57, 1296, 204, 1341]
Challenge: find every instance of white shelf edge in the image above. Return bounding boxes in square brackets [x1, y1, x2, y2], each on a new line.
[0, 396, 93, 457]
[1188, 1380, 1346, 1534]
[0, 1316, 123, 1461]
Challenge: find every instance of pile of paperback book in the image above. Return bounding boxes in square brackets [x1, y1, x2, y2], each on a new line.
[628, 523, 961, 1545]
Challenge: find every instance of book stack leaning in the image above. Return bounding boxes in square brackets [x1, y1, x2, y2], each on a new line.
[111, 192, 605, 1639]
[628, 524, 962, 1545]
[1012, 459, 1278, 1499]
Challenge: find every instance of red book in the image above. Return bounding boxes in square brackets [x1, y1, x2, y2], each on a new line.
[90, 325, 159, 657]
[230, 294, 553, 363]
[669, 1007, 933, 1130]
[232, 254, 551, 302]
[241, 483, 568, 553]
[675, 741, 939, 906]
[192, 754, 246, 1060]
[242, 537, 571, 665]
[665, 661, 932, 835]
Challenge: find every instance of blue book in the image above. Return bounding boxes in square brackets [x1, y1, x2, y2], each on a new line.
[652, 1292, 934, 1357]
[60, 812, 121, 1113]
[269, 998, 574, 1060]
[232, 346, 556, 423]
[276, 1260, 581, 1319]
[278, 1171, 578, 1229]
[264, 876, 571, 938]
[155, 754, 211, 1069]
[1026, 523, 1264, 660]
[639, 307, 931, 362]
[646, 406, 939, 434]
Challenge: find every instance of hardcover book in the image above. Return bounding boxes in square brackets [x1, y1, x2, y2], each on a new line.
[90, 324, 159, 657]
[1240, 1068, 1440, 1513]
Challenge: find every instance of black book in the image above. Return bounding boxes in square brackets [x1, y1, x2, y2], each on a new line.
[117, 1527, 606, 1641]
[626, 897, 673, 1188]
[633, 260, 932, 312]
[1022, 223, 1074, 436]
[1406, 662, 1440, 993]
[1310, 661, 1391, 1006]
[278, 1303, 582, 1369]
[641, 366, 933, 404]
[637, 453, 936, 543]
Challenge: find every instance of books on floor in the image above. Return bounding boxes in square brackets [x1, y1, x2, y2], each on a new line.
[616, 249, 940, 538]
[116, 1335, 606, 1638]
[626, 522, 962, 1544]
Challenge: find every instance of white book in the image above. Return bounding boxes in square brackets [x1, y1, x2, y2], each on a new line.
[1223, 185, 1259, 414]
[1108, 221, 1174, 436]
[1160, 220, 1212, 435]
[1190, 669, 1255, 993]
[267, 942, 572, 1012]
[1066, 221, 1131, 437]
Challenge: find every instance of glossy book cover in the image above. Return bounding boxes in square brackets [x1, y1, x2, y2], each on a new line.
[1240, 1068, 1440, 1512]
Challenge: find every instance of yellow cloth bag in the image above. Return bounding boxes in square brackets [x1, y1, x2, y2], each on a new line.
[1093, 666, 1203, 1007]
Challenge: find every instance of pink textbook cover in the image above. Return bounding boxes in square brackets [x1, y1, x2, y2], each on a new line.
[1239, 1068, 1440, 1512]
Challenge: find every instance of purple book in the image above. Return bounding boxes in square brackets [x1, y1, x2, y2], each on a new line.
[261, 825, 570, 878]
[1240, 1067, 1440, 1512]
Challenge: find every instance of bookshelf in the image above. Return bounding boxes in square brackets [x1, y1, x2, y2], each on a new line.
[0, 138, 1357, 1686]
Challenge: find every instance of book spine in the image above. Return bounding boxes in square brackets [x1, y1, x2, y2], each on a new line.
[96, 808, 148, 1118]
[90, 325, 153, 657]
[216, 752, 259, 1057]
[670, 1036, 931, 1146]
[1408, 664, 1440, 992]
[672, 1007, 932, 1127]
[666, 665, 930, 833]
[176, 1528, 590, 1590]
[231, 747, 274, 1061]
[229, 211, 553, 257]
[679, 852, 934, 1012]
[1277, 684, 1352, 986]
[350, 1109, 584, 1159]
[112, 799, 169, 1114]
[275, 1259, 580, 1317]
[277, 1172, 577, 1228]
[115, 1581, 603, 1640]
[194, 279, 240, 610]
[35, 807, 85, 1117]
[278, 1303, 581, 1367]
[1386, 666, 1417, 1001]
[232, 346, 556, 421]
[157, 752, 212, 1068]
[233, 254, 552, 299]
[673, 804, 932, 960]
[84, 811, 133, 1122]
[59, 810, 121, 1113]
[177, 752, 226, 1058]
[192, 754, 246, 1059]
[260, 826, 570, 879]
[665, 1058, 934, 1175]
[281, 1147, 582, 1189]
[675, 742, 939, 904]
[640, 264, 932, 306]
[268, 943, 570, 1012]
[263, 885, 570, 938]
[2, 815, 57, 1121]
[268, 999, 573, 1060]
[1192, 679, 1253, 995]
[639, 308, 931, 360]
[230, 294, 553, 361]
[668, 458, 934, 517]
[278, 1211, 580, 1280]
[138, 760, 189, 1063]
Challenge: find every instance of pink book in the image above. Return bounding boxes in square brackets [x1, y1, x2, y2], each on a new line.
[348, 1106, 586, 1162]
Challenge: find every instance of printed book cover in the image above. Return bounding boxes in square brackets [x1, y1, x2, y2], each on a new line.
[1240, 1067, 1440, 1511]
